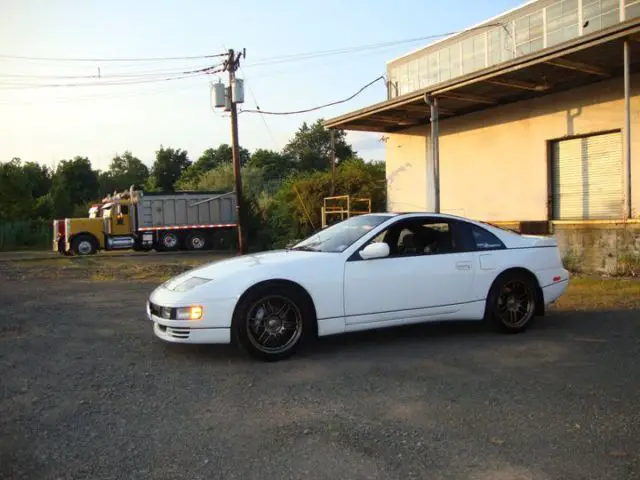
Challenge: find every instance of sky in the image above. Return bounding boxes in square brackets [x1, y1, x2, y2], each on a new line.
[0, 0, 524, 172]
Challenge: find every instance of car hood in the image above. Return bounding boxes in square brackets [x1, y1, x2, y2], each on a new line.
[162, 249, 326, 290]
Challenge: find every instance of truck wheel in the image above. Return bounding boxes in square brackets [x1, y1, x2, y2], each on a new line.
[186, 232, 208, 250]
[71, 235, 97, 256]
[159, 231, 180, 251]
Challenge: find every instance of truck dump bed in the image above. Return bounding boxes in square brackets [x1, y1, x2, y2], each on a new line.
[136, 191, 237, 230]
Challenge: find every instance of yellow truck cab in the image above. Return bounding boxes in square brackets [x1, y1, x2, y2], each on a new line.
[53, 188, 237, 256]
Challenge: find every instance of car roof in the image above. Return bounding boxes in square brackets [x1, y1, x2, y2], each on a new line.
[364, 211, 473, 221]
[362, 211, 517, 237]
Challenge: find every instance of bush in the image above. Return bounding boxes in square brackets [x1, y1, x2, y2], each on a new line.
[264, 158, 387, 248]
[617, 252, 640, 277]
[0, 220, 52, 251]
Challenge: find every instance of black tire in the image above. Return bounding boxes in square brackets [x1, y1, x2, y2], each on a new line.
[485, 271, 538, 333]
[232, 284, 315, 362]
[158, 231, 180, 252]
[185, 232, 208, 251]
[71, 234, 97, 256]
[132, 242, 153, 252]
[57, 238, 73, 256]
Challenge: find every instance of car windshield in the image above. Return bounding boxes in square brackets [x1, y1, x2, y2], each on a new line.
[289, 214, 391, 253]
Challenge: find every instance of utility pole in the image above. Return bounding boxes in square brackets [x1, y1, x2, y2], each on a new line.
[330, 129, 336, 196]
[223, 48, 247, 255]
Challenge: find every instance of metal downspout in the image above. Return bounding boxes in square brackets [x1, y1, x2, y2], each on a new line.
[425, 94, 440, 213]
[624, 39, 632, 218]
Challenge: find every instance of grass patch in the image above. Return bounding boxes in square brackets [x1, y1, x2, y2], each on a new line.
[552, 276, 640, 311]
[616, 252, 640, 277]
[2, 255, 211, 283]
[89, 263, 198, 282]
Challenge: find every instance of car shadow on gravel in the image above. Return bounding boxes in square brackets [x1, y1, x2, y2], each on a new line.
[158, 308, 639, 362]
[304, 308, 637, 358]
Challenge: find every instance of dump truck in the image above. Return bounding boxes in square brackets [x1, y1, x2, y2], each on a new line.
[53, 188, 237, 255]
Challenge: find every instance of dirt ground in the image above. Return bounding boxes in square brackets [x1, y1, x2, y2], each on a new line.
[1, 252, 639, 480]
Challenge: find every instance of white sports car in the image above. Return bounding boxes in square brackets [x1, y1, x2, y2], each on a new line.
[146, 212, 569, 361]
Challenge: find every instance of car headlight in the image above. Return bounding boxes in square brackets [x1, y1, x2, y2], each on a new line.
[176, 306, 203, 321]
[164, 276, 211, 292]
[157, 305, 203, 320]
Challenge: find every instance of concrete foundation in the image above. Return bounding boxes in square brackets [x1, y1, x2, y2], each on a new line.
[552, 223, 640, 275]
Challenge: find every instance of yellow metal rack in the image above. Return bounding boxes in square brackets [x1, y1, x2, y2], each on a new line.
[321, 195, 372, 228]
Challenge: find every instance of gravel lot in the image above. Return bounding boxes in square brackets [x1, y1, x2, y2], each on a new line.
[1, 254, 639, 480]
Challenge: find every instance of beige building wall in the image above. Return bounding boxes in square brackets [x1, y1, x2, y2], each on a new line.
[385, 127, 432, 212]
[385, 74, 640, 221]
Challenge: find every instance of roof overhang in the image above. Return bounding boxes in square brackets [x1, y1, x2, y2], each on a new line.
[325, 18, 640, 133]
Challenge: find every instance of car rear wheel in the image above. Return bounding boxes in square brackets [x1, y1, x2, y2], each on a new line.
[486, 271, 537, 333]
[232, 284, 313, 361]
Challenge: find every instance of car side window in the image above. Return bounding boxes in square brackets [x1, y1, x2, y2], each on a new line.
[470, 225, 505, 250]
[366, 218, 458, 258]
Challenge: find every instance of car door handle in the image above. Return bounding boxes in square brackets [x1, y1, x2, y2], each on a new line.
[456, 261, 472, 270]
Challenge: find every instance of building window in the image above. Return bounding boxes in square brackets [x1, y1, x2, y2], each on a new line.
[462, 33, 486, 74]
[487, 25, 515, 66]
[387, 67, 399, 98]
[546, 0, 579, 47]
[514, 11, 544, 56]
[626, 0, 640, 19]
[583, 0, 620, 34]
[385, 0, 631, 99]
[550, 131, 624, 220]
[398, 63, 409, 95]
[439, 44, 461, 82]
[427, 52, 439, 86]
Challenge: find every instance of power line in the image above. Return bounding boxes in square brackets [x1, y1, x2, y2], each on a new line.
[0, 66, 222, 89]
[0, 52, 227, 63]
[243, 36, 453, 68]
[0, 23, 505, 69]
[238, 64, 279, 149]
[239, 76, 385, 116]
[0, 63, 222, 81]
[243, 23, 505, 68]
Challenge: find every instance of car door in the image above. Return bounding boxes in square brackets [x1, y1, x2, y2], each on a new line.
[343, 216, 476, 326]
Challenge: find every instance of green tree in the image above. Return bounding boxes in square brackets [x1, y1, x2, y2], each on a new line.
[22, 161, 52, 199]
[178, 144, 250, 188]
[246, 149, 294, 182]
[98, 170, 118, 197]
[106, 151, 149, 191]
[0, 158, 33, 220]
[265, 157, 386, 248]
[50, 156, 99, 217]
[150, 146, 191, 192]
[177, 162, 268, 198]
[197, 144, 250, 169]
[282, 119, 355, 172]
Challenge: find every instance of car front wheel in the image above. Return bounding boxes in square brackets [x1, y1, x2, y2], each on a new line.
[232, 284, 313, 361]
[486, 271, 537, 333]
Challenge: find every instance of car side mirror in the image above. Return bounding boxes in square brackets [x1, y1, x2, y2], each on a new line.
[359, 242, 390, 260]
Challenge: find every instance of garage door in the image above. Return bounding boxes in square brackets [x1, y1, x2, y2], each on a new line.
[551, 131, 624, 220]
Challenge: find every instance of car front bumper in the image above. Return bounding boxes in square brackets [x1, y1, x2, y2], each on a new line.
[146, 301, 232, 344]
[152, 321, 231, 344]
